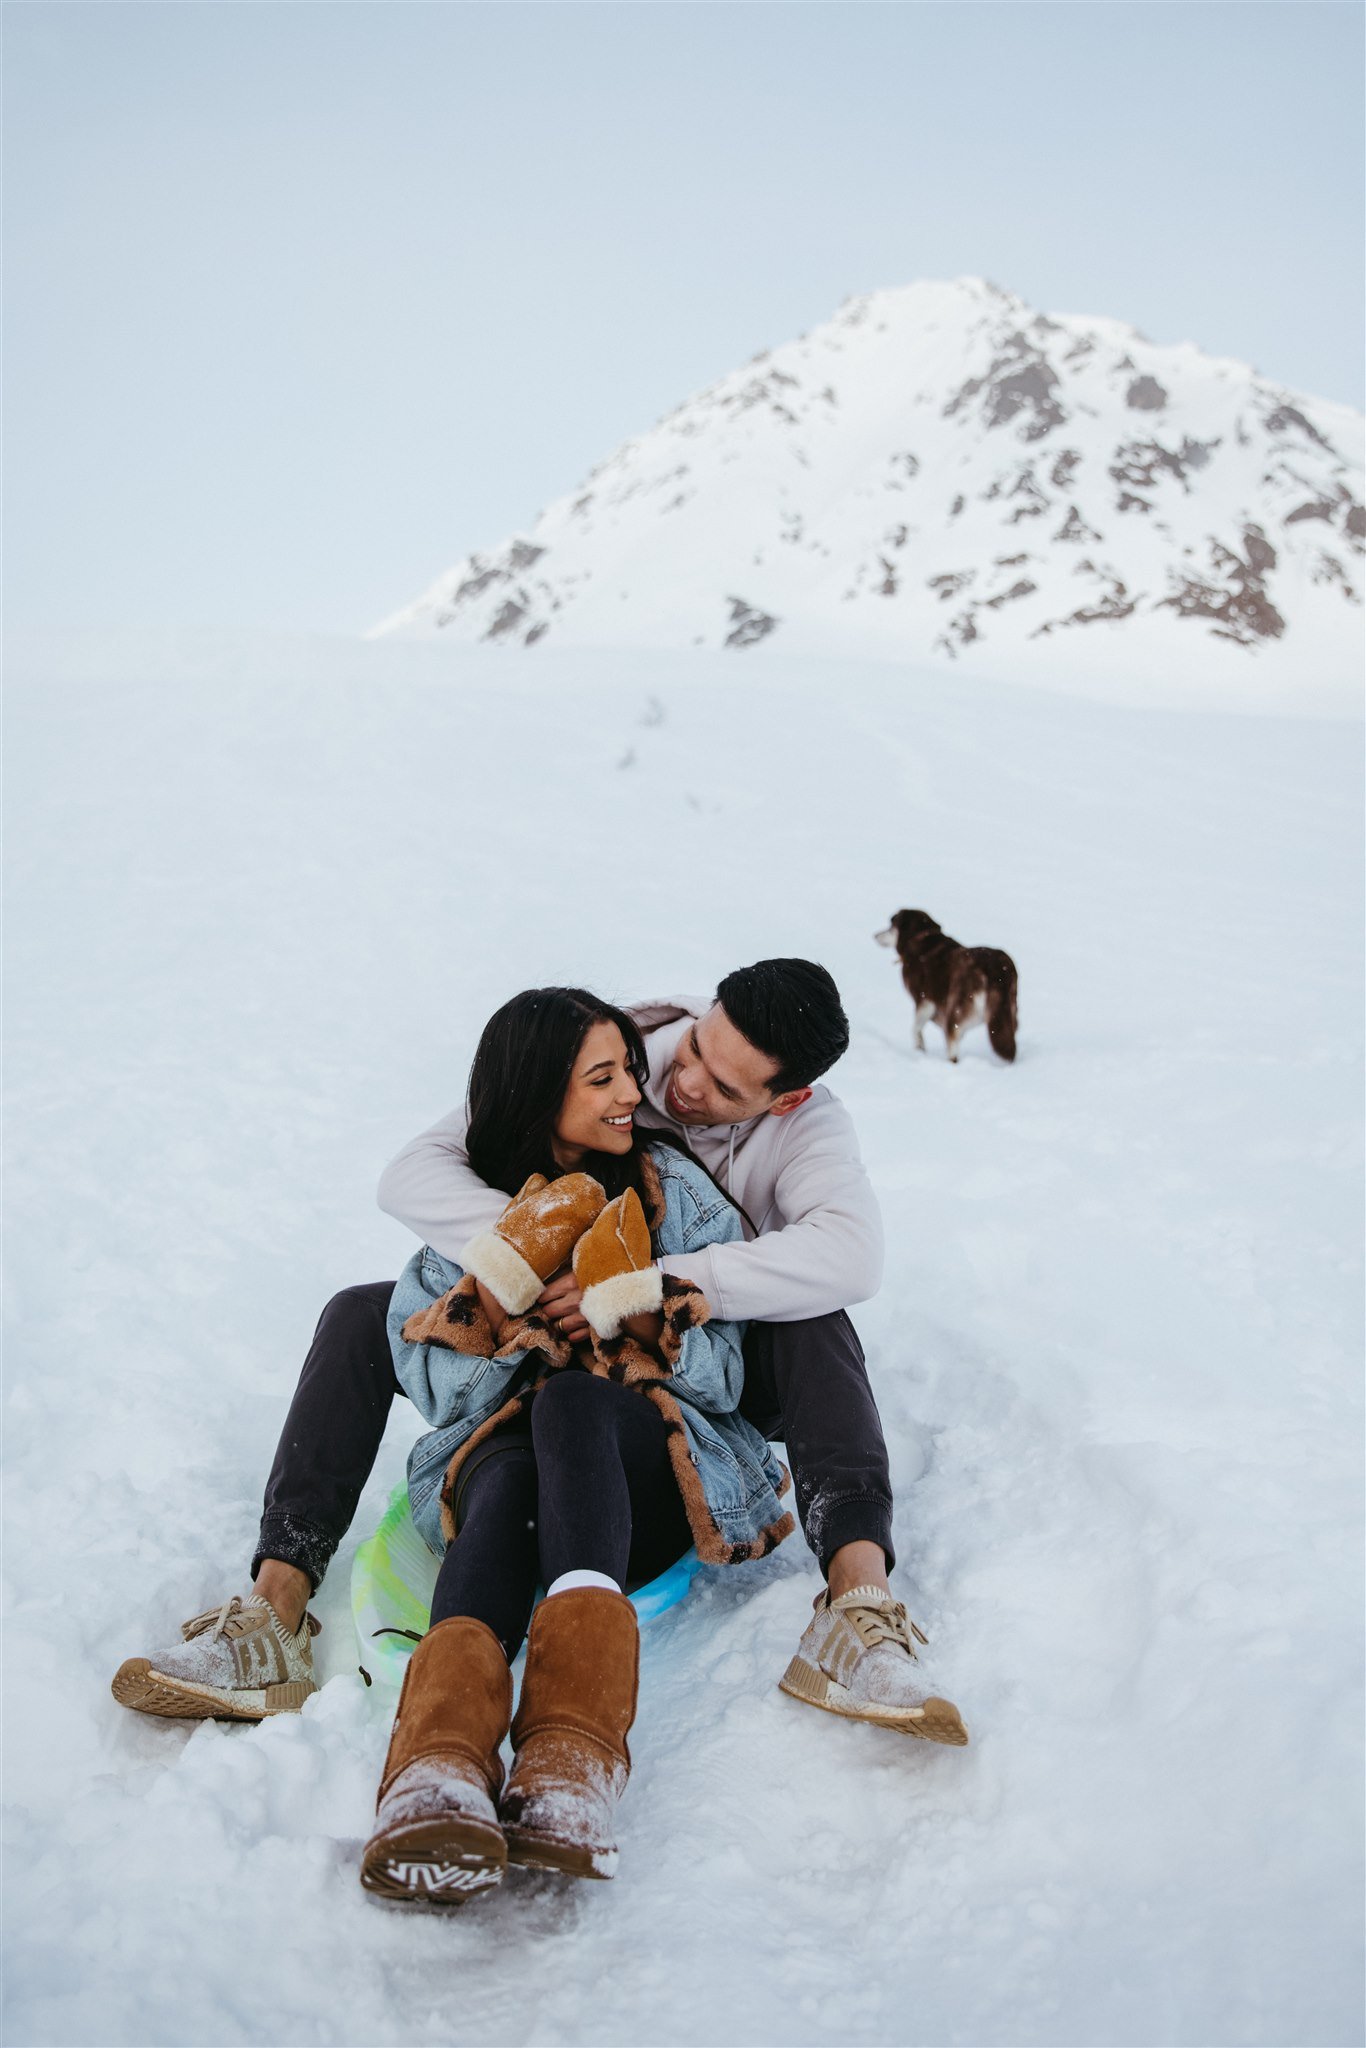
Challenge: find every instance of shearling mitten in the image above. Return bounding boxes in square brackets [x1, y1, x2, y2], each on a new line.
[572, 1187, 663, 1339]
[459, 1172, 607, 1317]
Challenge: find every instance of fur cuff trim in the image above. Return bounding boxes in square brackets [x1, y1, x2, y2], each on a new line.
[401, 1274, 495, 1355]
[400, 1275, 575, 1363]
[458, 1230, 543, 1317]
[590, 1275, 710, 1385]
[579, 1263, 664, 1340]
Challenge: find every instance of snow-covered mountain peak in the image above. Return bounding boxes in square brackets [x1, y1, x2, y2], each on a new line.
[372, 276, 1363, 690]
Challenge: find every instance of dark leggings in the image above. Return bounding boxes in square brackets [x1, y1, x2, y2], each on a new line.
[427, 1369, 693, 1660]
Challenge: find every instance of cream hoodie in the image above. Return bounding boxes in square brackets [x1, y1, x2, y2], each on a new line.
[376, 998, 884, 1326]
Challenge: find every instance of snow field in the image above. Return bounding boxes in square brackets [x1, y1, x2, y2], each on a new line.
[4, 629, 1362, 2046]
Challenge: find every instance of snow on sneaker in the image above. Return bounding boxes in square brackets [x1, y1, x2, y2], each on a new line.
[110, 1593, 320, 1722]
[779, 1585, 967, 1744]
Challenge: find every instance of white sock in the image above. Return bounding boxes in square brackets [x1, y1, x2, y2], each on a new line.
[545, 1569, 621, 1598]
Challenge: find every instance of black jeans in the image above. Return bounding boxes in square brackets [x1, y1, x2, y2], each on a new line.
[427, 1370, 693, 1659]
[252, 1282, 895, 1590]
[740, 1312, 895, 1571]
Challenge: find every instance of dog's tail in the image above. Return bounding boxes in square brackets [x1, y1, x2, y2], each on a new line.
[978, 951, 1018, 1062]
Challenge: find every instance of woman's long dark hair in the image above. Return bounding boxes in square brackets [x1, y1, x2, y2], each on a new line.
[463, 986, 740, 1234]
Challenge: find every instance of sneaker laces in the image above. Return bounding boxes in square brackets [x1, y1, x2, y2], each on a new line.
[837, 1596, 930, 1656]
[181, 1595, 320, 1644]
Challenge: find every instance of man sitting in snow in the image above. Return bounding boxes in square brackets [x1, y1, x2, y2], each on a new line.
[112, 958, 965, 1743]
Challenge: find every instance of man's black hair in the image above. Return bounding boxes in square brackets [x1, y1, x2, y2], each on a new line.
[714, 958, 850, 1094]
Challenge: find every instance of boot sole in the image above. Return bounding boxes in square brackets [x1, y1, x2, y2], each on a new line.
[778, 1655, 969, 1745]
[503, 1827, 618, 1881]
[110, 1658, 315, 1723]
[361, 1815, 507, 1904]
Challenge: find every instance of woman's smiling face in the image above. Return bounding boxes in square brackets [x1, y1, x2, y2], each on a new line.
[552, 1019, 642, 1165]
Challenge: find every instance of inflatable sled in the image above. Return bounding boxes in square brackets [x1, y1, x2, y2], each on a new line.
[352, 1480, 700, 1687]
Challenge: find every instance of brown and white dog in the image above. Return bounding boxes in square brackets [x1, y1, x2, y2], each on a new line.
[875, 909, 1018, 1063]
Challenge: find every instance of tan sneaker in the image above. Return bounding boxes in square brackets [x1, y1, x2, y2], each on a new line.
[111, 1593, 320, 1722]
[779, 1585, 968, 1744]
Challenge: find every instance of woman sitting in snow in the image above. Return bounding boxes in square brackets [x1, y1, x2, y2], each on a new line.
[359, 985, 793, 1903]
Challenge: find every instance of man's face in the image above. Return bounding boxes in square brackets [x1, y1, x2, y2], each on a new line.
[661, 1004, 810, 1126]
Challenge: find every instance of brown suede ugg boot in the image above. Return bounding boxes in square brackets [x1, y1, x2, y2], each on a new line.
[360, 1616, 512, 1905]
[500, 1588, 640, 1881]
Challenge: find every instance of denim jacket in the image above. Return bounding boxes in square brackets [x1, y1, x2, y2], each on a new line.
[389, 1143, 794, 1565]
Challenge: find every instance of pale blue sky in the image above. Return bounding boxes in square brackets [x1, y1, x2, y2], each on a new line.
[5, 1, 1362, 638]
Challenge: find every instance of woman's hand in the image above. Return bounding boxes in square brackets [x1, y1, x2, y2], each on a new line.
[537, 1269, 591, 1346]
[537, 1272, 662, 1363]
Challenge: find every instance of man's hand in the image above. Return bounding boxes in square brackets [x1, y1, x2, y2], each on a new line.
[537, 1270, 591, 1346]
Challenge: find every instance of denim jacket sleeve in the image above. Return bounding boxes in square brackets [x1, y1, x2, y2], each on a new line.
[652, 1151, 749, 1418]
[386, 1246, 532, 1428]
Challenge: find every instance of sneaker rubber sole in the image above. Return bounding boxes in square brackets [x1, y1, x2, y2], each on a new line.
[778, 1653, 969, 1745]
[360, 1815, 507, 1904]
[110, 1657, 315, 1723]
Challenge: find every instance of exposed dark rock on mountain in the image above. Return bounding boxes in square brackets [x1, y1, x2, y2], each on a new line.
[373, 277, 1363, 685]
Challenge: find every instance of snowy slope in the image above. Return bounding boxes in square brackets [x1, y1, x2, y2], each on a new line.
[4, 629, 1363, 2048]
[372, 278, 1365, 694]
